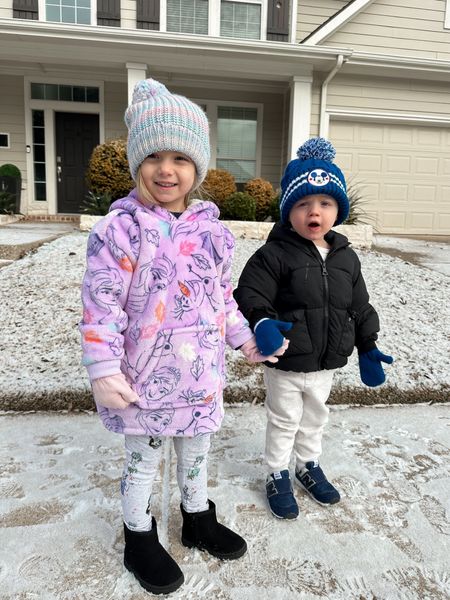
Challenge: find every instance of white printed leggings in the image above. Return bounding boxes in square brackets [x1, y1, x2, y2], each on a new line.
[121, 434, 211, 532]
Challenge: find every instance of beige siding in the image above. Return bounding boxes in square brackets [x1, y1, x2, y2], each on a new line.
[331, 120, 450, 234]
[104, 81, 128, 141]
[121, 0, 136, 29]
[0, 0, 13, 19]
[0, 75, 27, 206]
[296, 0, 348, 41]
[322, 0, 450, 60]
[328, 74, 450, 118]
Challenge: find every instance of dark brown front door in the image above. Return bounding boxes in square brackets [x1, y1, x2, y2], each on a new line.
[55, 112, 99, 213]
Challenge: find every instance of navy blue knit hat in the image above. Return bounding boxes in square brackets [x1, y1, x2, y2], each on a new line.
[279, 137, 349, 225]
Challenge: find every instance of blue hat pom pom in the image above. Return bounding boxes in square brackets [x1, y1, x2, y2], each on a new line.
[297, 137, 336, 162]
[132, 78, 169, 104]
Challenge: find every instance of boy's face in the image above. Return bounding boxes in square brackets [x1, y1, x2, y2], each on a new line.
[289, 194, 339, 245]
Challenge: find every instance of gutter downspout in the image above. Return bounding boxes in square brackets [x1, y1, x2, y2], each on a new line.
[319, 54, 347, 138]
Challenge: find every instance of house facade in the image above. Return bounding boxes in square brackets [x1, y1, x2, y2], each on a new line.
[0, 0, 449, 234]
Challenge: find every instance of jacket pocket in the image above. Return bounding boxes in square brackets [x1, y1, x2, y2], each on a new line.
[282, 309, 313, 355]
[134, 324, 224, 408]
[337, 311, 356, 356]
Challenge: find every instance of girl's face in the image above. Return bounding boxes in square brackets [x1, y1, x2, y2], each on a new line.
[289, 194, 339, 246]
[140, 151, 196, 212]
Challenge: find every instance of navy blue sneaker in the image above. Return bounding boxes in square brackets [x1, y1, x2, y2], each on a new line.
[295, 461, 340, 506]
[265, 470, 299, 520]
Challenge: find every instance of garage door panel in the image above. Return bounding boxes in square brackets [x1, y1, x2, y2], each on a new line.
[331, 121, 450, 234]
[386, 154, 411, 173]
[415, 156, 439, 175]
[358, 154, 382, 171]
[412, 185, 436, 202]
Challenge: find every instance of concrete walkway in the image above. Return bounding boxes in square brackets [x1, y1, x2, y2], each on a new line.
[0, 404, 449, 599]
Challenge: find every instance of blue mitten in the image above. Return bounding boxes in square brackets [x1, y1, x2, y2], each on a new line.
[359, 348, 394, 387]
[254, 319, 293, 356]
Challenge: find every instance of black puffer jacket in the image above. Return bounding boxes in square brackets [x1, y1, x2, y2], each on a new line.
[234, 223, 379, 372]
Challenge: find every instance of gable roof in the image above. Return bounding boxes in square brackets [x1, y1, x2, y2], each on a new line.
[301, 0, 376, 45]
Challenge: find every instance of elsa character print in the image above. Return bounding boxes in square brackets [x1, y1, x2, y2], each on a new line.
[79, 78, 286, 595]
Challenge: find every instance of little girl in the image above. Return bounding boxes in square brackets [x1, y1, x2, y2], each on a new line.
[80, 78, 284, 595]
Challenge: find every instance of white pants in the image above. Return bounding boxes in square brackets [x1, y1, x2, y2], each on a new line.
[263, 366, 335, 473]
[121, 434, 211, 531]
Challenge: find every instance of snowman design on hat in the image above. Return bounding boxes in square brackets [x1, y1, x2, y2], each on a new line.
[307, 169, 330, 186]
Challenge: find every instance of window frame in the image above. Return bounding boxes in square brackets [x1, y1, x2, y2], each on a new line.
[197, 98, 263, 179]
[38, 0, 97, 25]
[160, 0, 267, 40]
[445, 0, 450, 29]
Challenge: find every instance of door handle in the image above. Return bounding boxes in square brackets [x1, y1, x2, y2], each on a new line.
[57, 165, 62, 183]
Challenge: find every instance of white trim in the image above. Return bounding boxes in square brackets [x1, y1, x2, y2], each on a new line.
[126, 63, 147, 103]
[328, 108, 450, 127]
[198, 98, 263, 177]
[302, 0, 376, 46]
[39, 0, 97, 25]
[289, 0, 297, 43]
[0, 133, 10, 149]
[24, 75, 104, 213]
[161, 0, 267, 40]
[445, 0, 450, 29]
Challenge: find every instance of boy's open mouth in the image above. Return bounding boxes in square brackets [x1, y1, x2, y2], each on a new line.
[308, 222, 320, 229]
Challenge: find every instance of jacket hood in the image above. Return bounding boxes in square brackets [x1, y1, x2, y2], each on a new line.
[109, 189, 220, 221]
[267, 221, 350, 250]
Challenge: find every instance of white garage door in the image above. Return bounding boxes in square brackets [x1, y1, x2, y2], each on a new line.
[330, 121, 450, 235]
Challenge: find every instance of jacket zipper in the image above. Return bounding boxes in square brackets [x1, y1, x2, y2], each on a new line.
[318, 260, 329, 368]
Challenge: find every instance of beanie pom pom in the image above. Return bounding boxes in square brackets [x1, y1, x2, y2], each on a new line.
[297, 137, 336, 162]
[131, 79, 169, 105]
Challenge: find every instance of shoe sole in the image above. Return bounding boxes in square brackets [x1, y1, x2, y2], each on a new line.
[124, 559, 184, 594]
[182, 538, 247, 560]
[268, 506, 298, 520]
[295, 476, 340, 507]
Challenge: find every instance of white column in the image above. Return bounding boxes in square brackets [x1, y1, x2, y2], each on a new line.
[125, 63, 148, 103]
[288, 75, 312, 160]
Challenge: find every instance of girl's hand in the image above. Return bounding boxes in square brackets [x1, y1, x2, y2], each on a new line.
[240, 336, 289, 364]
[91, 373, 139, 409]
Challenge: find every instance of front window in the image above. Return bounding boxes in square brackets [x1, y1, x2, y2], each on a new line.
[162, 0, 265, 40]
[216, 106, 258, 182]
[220, 1, 261, 39]
[167, 0, 209, 34]
[45, 0, 91, 24]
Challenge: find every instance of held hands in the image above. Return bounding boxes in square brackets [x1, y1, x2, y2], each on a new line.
[254, 319, 293, 356]
[91, 373, 139, 409]
[359, 348, 394, 387]
[240, 336, 289, 364]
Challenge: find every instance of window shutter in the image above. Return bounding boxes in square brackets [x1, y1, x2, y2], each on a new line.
[267, 0, 289, 41]
[137, 0, 160, 30]
[13, 0, 38, 20]
[97, 0, 120, 26]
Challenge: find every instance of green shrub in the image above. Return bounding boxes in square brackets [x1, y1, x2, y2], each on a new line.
[221, 192, 256, 221]
[0, 190, 16, 214]
[268, 194, 280, 222]
[86, 139, 133, 201]
[80, 190, 113, 216]
[344, 179, 374, 226]
[0, 164, 21, 178]
[244, 177, 276, 221]
[202, 169, 237, 208]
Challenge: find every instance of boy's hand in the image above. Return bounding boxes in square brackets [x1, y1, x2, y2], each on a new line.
[240, 336, 289, 363]
[254, 319, 293, 356]
[359, 348, 394, 387]
[91, 373, 139, 409]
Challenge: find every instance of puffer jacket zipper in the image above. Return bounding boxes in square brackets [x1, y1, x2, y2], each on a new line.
[318, 259, 329, 368]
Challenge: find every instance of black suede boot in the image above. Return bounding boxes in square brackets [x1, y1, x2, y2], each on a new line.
[124, 518, 184, 595]
[181, 500, 247, 560]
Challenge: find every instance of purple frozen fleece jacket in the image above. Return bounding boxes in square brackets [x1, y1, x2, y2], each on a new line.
[80, 191, 253, 437]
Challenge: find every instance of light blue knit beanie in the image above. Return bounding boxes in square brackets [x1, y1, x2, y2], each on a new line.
[279, 137, 349, 225]
[124, 79, 210, 183]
